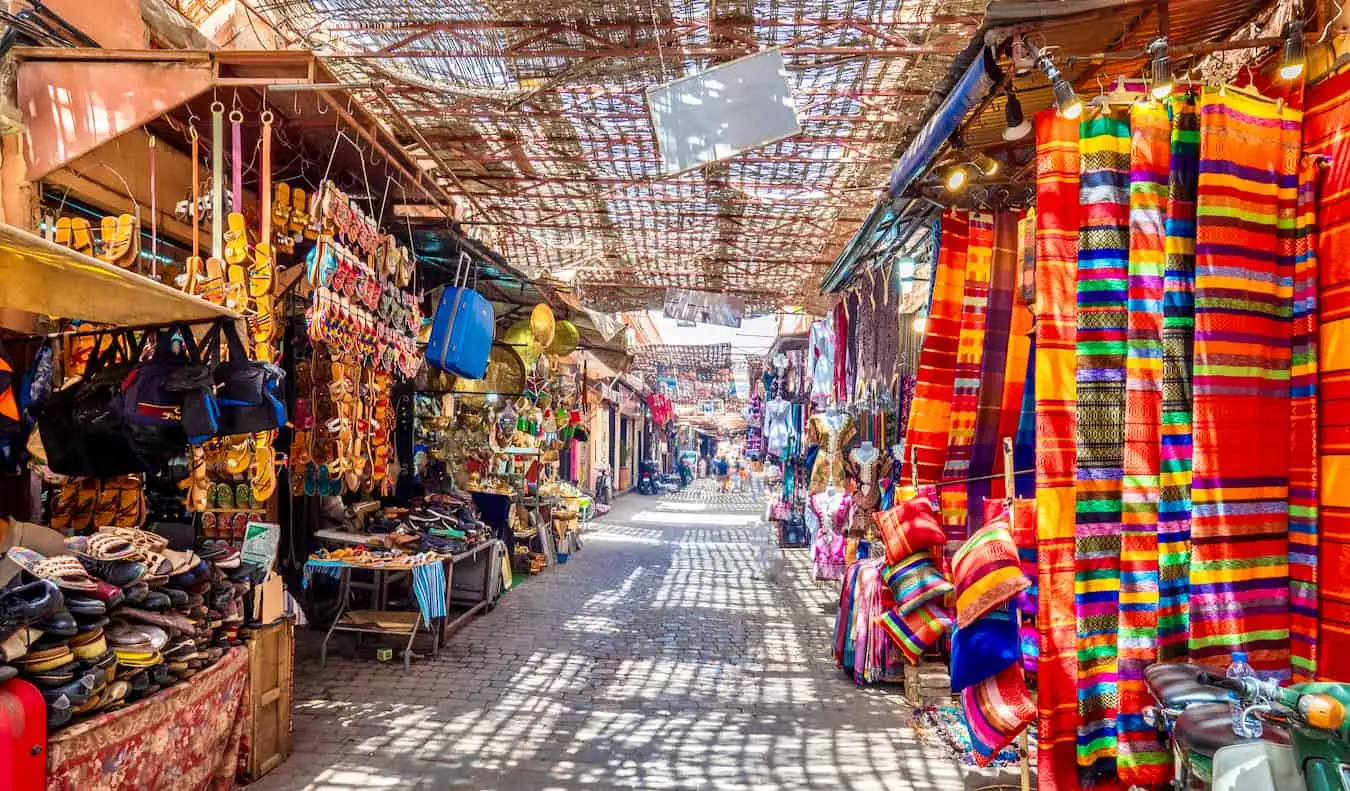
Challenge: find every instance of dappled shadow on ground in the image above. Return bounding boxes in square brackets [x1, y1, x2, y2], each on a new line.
[249, 481, 965, 791]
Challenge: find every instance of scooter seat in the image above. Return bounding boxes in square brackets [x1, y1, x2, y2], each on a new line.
[1145, 662, 1232, 709]
[1174, 703, 1290, 759]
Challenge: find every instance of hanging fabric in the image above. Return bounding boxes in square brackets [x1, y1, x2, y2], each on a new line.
[902, 210, 969, 485]
[993, 211, 1035, 501]
[966, 210, 1020, 530]
[1158, 93, 1199, 665]
[1304, 66, 1350, 681]
[1073, 105, 1130, 786]
[1188, 87, 1300, 678]
[940, 212, 994, 542]
[1013, 339, 1036, 500]
[1033, 109, 1082, 791]
[1116, 99, 1170, 787]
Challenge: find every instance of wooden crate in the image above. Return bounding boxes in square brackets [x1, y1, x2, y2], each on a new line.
[244, 617, 294, 782]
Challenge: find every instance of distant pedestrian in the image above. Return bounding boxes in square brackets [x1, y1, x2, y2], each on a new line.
[717, 457, 730, 491]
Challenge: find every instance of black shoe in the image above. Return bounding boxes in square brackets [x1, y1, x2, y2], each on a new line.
[0, 580, 64, 633]
[65, 597, 106, 617]
[36, 609, 78, 638]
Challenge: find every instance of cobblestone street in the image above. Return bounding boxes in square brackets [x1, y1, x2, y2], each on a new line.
[252, 482, 966, 790]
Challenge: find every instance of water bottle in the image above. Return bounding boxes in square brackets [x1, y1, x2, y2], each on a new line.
[1227, 651, 1262, 738]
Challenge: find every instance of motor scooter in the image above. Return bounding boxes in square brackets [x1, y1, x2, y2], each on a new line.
[1145, 663, 1350, 791]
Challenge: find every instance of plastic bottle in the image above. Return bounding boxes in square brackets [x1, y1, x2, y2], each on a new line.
[1228, 651, 1262, 738]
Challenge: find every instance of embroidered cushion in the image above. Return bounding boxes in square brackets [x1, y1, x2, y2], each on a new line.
[951, 518, 1030, 629]
[875, 600, 952, 664]
[962, 664, 1036, 767]
[882, 552, 954, 615]
[950, 606, 1020, 692]
[874, 494, 945, 566]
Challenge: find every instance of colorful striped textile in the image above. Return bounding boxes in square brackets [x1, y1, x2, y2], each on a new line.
[1307, 65, 1350, 682]
[1034, 109, 1082, 791]
[1158, 93, 1199, 664]
[941, 212, 995, 542]
[968, 210, 1021, 529]
[1073, 106, 1131, 785]
[1116, 100, 1170, 786]
[1014, 341, 1037, 500]
[903, 211, 969, 485]
[1288, 156, 1320, 682]
[993, 212, 1036, 502]
[1188, 87, 1299, 678]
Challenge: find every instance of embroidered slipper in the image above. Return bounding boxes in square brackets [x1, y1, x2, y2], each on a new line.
[214, 482, 234, 510]
[224, 211, 248, 266]
[71, 217, 93, 256]
[8, 548, 99, 592]
[65, 533, 137, 562]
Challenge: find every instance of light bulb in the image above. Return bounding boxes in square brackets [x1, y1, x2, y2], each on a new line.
[945, 166, 968, 193]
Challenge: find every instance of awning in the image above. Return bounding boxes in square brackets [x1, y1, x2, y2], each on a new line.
[0, 222, 238, 327]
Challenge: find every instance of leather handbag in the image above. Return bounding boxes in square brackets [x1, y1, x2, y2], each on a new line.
[32, 331, 150, 476]
[202, 318, 286, 436]
[426, 252, 493, 379]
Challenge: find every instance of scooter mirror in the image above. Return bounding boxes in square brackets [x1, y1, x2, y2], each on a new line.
[1299, 694, 1347, 731]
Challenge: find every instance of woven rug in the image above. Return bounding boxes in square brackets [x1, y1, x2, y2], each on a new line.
[904, 210, 969, 485]
[941, 212, 995, 541]
[914, 704, 1038, 769]
[1034, 109, 1082, 791]
[1307, 64, 1350, 682]
[968, 210, 1021, 529]
[1073, 106, 1130, 785]
[1158, 93, 1199, 665]
[1188, 87, 1299, 678]
[1116, 100, 1170, 786]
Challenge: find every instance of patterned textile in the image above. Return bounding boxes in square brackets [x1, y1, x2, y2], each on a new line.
[968, 210, 1021, 526]
[994, 215, 1036, 502]
[877, 600, 953, 664]
[962, 664, 1037, 768]
[883, 552, 954, 614]
[46, 647, 249, 791]
[1158, 93, 1199, 664]
[952, 519, 1030, 629]
[1014, 341, 1037, 500]
[903, 211, 969, 484]
[1034, 109, 1082, 791]
[941, 212, 995, 540]
[1307, 65, 1350, 681]
[1074, 106, 1130, 784]
[304, 557, 447, 623]
[1288, 156, 1321, 681]
[874, 495, 945, 564]
[1117, 100, 1170, 786]
[1188, 88, 1299, 678]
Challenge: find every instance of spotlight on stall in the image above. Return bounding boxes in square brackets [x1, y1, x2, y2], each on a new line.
[1149, 38, 1173, 99]
[944, 165, 969, 193]
[1003, 88, 1032, 141]
[1032, 43, 1082, 119]
[1281, 20, 1306, 81]
[972, 152, 1001, 177]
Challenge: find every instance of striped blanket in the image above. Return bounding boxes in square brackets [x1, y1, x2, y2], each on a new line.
[1034, 109, 1082, 791]
[1188, 87, 1299, 678]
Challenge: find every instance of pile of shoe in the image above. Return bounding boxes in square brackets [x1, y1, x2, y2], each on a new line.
[0, 526, 258, 731]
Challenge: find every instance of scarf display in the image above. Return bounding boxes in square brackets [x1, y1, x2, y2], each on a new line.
[1188, 88, 1299, 677]
[1158, 93, 1199, 664]
[834, 559, 903, 684]
[1014, 340, 1037, 500]
[1306, 65, 1350, 681]
[941, 212, 995, 541]
[967, 211, 1021, 529]
[1073, 106, 1130, 784]
[903, 211, 969, 485]
[993, 215, 1036, 502]
[1033, 109, 1082, 791]
[1116, 100, 1170, 786]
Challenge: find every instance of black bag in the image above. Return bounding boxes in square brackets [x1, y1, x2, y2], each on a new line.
[32, 331, 151, 476]
[203, 319, 286, 436]
[121, 325, 216, 454]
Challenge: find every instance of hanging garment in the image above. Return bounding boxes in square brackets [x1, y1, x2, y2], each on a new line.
[967, 210, 1020, 532]
[1188, 87, 1299, 679]
[812, 488, 847, 580]
[807, 411, 857, 493]
[1158, 93, 1199, 666]
[1308, 67, 1350, 682]
[940, 212, 995, 541]
[902, 211, 970, 484]
[994, 218, 1036, 502]
[1034, 109, 1083, 791]
[835, 301, 851, 403]
[1013, 339, 1037, 501]
[1116, 100, 1170, 787]
[808, 320, 836, 406]
[764, 398, 794, 458]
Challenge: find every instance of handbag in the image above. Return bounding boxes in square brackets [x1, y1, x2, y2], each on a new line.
[32, 331, 151, 476]
[120, 324, 215, 453]
[426, 252, 493, 378]
[202, 318, 286, 436]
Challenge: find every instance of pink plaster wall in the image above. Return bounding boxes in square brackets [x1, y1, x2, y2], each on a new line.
[17, 0, 147, 49]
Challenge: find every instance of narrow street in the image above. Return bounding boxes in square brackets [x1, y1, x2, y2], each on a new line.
[252, 481, 966, 790]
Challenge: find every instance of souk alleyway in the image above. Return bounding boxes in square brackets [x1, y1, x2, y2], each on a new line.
[250, 482, 971, 791]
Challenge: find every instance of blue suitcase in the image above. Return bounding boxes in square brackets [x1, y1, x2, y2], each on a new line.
[426, 253, 494, 378]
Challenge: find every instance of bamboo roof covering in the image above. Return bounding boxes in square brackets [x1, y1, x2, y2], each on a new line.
[250, 0, 984, 312]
